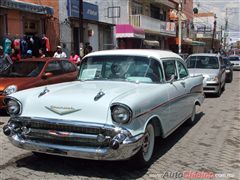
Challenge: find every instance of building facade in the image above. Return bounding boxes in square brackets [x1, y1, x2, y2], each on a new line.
[103, 0, 178, 49]
[59, 0, 115, 56]
[193, 12, 221, 53]
[0, 0, 59, 52]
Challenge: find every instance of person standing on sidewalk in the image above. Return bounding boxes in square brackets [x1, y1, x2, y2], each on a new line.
[53, 46, 67, 58]
[0, 45, 13, 74]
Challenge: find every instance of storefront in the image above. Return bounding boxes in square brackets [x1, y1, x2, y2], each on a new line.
[169, 37, 206, 54]
[115, 24, 145, 49]
[0, 0, 55, 49]
[66, 0, 114, 53]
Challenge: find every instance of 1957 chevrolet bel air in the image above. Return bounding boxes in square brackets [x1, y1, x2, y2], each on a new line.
[3, 50, 204, 166]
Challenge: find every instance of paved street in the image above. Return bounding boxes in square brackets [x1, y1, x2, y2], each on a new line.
[0, 72, 239, 180]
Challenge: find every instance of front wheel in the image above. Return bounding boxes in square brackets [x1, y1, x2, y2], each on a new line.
[132, 123, 155, 167]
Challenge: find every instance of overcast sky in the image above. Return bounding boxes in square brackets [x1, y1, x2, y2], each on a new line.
[193, 0, 240, 42]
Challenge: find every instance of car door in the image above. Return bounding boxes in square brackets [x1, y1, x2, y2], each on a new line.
[176, 60, 192, 118]
[162, 59, 187, 130]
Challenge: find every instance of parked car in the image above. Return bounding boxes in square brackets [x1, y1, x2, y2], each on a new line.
[223, 57, 233, 83]
[3, 50, 204, 167]
[0, 58, 78, 109]
[186, 53, 226, 97]
[229, 55, 240, 70]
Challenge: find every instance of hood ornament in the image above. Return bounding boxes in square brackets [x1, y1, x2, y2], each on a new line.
[38, 87, 49, 98]
[45, 106, 81, 115]
[94, 89, 105, 101]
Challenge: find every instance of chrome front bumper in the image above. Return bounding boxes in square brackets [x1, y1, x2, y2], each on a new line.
[9, 133, 144, 160]
[233, 65, 240, 70]
[4, 117, 144, 160]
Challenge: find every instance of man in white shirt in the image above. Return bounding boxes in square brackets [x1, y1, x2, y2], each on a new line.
[53, 46, 67, 58]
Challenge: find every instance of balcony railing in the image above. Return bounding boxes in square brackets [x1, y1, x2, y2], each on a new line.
[130, 14, 176, 37]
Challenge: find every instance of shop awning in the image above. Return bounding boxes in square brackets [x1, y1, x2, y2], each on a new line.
[143, 40, 160, 47]
[116, 24, 145, 39]
[176, 38, 206, 46]
[0, 0, 54, 15]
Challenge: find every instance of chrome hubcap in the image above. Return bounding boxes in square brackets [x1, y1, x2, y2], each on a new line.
[143, 132, 150, 154]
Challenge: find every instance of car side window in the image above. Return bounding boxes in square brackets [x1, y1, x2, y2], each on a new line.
[45, 61, 63, 76]
[177, 61, 188, 79]
[61, 61, 76, 73]
[162, 60, 177, 81]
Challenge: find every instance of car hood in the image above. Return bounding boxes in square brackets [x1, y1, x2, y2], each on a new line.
[188, 69, 219, 77]
[0, 77, 34, 91]
[11, 81, 139, 125]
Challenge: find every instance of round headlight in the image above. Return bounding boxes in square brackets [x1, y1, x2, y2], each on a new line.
[6, 99, 21, 115]
[3, 85, 17, 95]
[111, 105, 132, 124]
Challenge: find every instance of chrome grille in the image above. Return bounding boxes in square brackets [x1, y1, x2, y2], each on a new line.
[12, 117, 118, 147]
[21, 121, 115, 137]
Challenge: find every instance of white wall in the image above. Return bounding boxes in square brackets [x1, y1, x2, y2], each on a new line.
[84, 0, 129, 24]
[58, 0, 72, 57]
[87, 23, 99, 51]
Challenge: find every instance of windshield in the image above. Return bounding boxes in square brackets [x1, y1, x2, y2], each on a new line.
[186, 56, 219, 69]
[0, 61, 45, 77]
[229, 56, 240, 61]
[78, 55, 163, 83]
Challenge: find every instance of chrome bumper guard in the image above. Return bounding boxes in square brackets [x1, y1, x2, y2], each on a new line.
[4, 117, 144, 160]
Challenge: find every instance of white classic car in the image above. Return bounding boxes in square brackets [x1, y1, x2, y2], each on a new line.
[3, 50, 204, 166]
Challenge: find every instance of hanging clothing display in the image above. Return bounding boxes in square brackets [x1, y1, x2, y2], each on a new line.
[3, 38, 12, 55]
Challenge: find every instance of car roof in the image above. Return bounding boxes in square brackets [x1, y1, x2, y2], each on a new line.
[188, 53, 219, 57]
[85, 49, 182, 60]
[229, 55, 239, 57]
[19, 57, 68, 62]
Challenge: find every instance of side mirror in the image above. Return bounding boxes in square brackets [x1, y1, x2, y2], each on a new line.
[231, 63, 234, 66]
[42, 72, 53, 79]
[169, 74, 178, 84]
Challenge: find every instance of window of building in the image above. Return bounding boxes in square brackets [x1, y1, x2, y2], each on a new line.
[150, 4, 160, 19]
[131, 1, 143, 15]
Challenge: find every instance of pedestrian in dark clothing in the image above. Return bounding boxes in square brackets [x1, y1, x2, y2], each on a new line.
[10, 49, 21, 62]
[0, 45, 13, 73]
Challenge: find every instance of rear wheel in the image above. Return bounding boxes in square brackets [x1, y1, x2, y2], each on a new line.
[216, 84, 222, 97]
[132, 123, 155, 167]
[187, 105, 197, 125]
[229, 73, 233, 83]
[222, 82, 225, 91]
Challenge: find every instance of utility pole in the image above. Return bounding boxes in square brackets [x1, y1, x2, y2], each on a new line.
[224, 8, 228, 50]
[220, 26, 223, 49]
[79, 0, 84, 48]
[178, 0, 182, 54]
[211, 15, 217, 52]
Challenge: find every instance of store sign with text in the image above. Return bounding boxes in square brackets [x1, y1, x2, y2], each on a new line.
[67, 0, 99, 21]
[0, 0, 53, 15]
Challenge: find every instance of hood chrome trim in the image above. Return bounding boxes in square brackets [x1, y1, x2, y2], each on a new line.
[94, 89, 105, 101]
[38, 87, 50, 98]
[45, 106, 81, 115]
